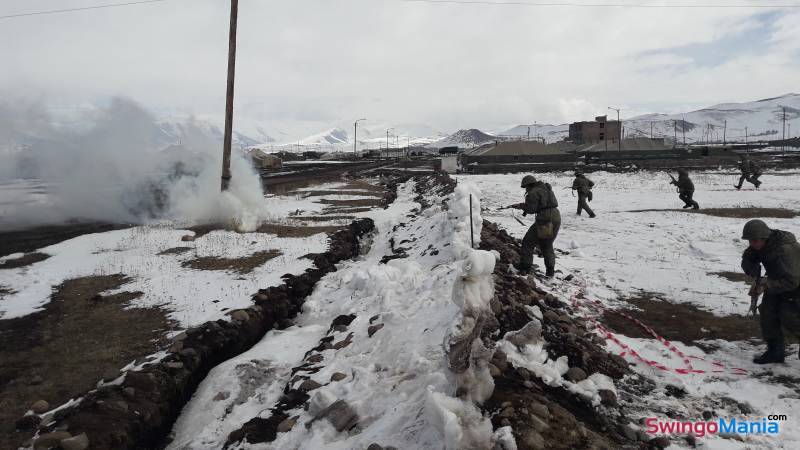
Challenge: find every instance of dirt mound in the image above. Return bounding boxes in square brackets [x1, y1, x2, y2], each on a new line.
[0, 222, 130, 258]
[26, 219, 375, 450]
[479, 220, 644, 449]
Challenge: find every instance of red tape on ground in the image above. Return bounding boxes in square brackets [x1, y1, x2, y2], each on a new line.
[569, 283, 748, 377]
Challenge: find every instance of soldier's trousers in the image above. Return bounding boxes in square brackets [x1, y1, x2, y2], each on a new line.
[679, 190, 699, 209]
[520, 212, 561, 273]
[736, 173, 761, 188]
[759, 293, 800, 345]
[576, 193, 595, 217]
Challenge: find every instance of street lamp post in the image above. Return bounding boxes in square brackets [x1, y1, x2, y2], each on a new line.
[608, 107, 621, 151]
[386, 128, 395, 159]
[354, 118, 366, 158]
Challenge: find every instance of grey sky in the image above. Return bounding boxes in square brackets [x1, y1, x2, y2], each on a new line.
[1, 0, 799, 137]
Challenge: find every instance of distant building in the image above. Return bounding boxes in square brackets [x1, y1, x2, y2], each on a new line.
[569, 115, 621, 145]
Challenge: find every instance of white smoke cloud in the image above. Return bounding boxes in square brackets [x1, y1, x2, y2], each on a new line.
[0, 97, 269, 231]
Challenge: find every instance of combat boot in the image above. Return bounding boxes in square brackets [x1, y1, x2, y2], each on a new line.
[734, 184, 741, 190]
[589, 213, 596, 218]
[692, 203, 699, 210]
[512, 263, 531, 275]
[545, 266, 555, 278]
[753, 340, 785, 364]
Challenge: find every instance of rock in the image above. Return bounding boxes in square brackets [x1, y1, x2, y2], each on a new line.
[506, 321, 543, 348]
[529, 402, 550, 420]
[523, 380, 534, 389]
[307, 354, 324, 364]
[636, 431, 649, 442]
[213, 391, 230, 401]
[333, 324, 348, 333]
[30, 400, 50, 414]
[516, 367, 531, 380]
[719, 433, 743, 441]
[368, 323, 384, 337]
[529, 414, 549, 432]
[330, 372, 347, 382]
[520, 430, 546, 449]
[169, 341, 184, 353]
[15, 414, 41, 431]
[367, 444, 383, 450]
[492, 350, 508, 371]
[565, 367, 587, 382]
[174, 332, 188, 341]
[33, 431, 72, 450]
[165, 361, 184, 370]
[369, 314, 380, 323]
[333, 333, 353, 349]
[498, 406, 515, 418]
[685, 434, 697, 447]
[500, 418, 511, 427]
[543, 310, 560, 323]
[620, 425, 637, 441]
[28, 375, 44, 386]
[315, 399, 359, 432]
[122, 387, 136, 399]
[650, 436, 671, 448]
[102, 369, 122, 382]
[254, 292, 269, 302]
[299, 379, 322, 392]
[277, 416, 298, 433]
[702, 410, 713, 420]
[231, 310, 250, 322]
[598, 389, 617, 407]
[181, 234, 195, 242]
[501, 401, 512, 408]
[60, 432, 90, 450]
[489, 364, 502, 378]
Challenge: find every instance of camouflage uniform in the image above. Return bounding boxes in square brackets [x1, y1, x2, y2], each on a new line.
[671, 170, 699, 209]
[735, 157, 762, 189]
[572, 173, 596, 218]
[519, 180, 561, 277]
[742, 224, 800, 363]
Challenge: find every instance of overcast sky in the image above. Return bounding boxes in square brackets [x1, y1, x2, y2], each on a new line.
[1, 0, 799, 137]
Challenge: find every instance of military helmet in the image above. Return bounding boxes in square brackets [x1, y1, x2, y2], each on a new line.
[677, 168, 688, 175]
[742, 219, 771, 240]
[520, 174, 537, 188]
[574, 170, 583, 176]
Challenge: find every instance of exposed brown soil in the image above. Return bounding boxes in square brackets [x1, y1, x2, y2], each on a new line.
[322, 206, 373, 214]
[625, 207, 799, 219]
[294, 216, 355, 222]
[290, 190, 384, 198]
[0, 222, 130, 258]
[601, 294, 761, 349]
[182, 250, 282, 274]
[158, 247, 193, 256]
[0, 285, 13, 297]
[256, 223, 342, 238]
[0, 252, 50, 269]
[0, 274, 172, 450]
[315, 198, 383, 208]
[709, 271, 753, 285]
[340, 180, 384, 192]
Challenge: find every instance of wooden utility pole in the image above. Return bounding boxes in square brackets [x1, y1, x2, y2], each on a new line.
[221, 0, 239, 191]
[723, 120, 727, 147]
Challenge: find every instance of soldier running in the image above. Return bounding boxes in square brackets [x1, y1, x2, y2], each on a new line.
[741, 219, 800, 364]
[572, 170, 596, 218]
[670, 169, 699, 210]
[735, 155, 762, 190]
[512, 174, 561, 277]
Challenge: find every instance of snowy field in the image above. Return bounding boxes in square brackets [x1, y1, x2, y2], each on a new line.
[0, 180, 384, 328]
[460, 170, 800, 448]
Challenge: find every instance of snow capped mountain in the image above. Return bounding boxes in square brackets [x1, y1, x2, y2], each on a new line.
[298, 127, 349, 146]
[426, 129, 498, 149]
[499, 123, 570, 143]
[624, 93, 800, 143]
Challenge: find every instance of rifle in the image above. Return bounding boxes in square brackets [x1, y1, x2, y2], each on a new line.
[666, 172, 679, 192]
[511, 213, 525, 226]
[748, 275, 763, 319]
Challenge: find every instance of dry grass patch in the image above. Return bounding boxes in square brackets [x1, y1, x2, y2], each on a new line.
[0, 274, 171, 450]
[0, 252, 50, 269]
[182, 249, 282, 274]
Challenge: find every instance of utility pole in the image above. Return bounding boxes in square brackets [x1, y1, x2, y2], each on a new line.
[608, 107, 621, 151]
[386, 128, 394, 159]
[527, 126, 531, 141]
[682, 118, 686, 147]
[650, 122, 653, 139]
[220, 0, 238, 191]
[723, 120, 727, 147]
[745, 126, 748, 146]
[783, 106, 787, 152]
[673, 120, 677, 147]
[354, 118, 366, 158]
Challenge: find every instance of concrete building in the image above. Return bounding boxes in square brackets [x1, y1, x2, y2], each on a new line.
[569, 115, 621, 145]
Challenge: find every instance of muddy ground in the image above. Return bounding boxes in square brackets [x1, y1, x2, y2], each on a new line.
[624, 207, 799, 219]
[0, 275, 172, 450]
[0, 222, 130, 258]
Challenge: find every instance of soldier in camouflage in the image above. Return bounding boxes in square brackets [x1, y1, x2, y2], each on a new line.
[735, 155, 762, 190]
[670, 169, 699, 210]
[741, 219, 800, 364]
[572, 170, 596, 218]
[512, 174, 561, 277]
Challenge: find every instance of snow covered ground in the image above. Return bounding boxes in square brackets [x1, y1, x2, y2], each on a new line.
[0, 181, 384, 327]
[168, 180, 504, 450]
[461, 170, 800, 448]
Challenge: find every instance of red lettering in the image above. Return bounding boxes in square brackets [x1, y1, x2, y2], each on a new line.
[645, 418, 658, 434]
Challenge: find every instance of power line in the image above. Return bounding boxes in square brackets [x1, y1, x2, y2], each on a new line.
[399, 0, 800, 8]
[0, 0, 170, 20]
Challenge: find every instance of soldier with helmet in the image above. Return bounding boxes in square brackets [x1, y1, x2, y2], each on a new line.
[735, 154, 762, 190]
[512, 174, 561, 277]
[741, 219, 800, 364]
[670, 169, 700, 210]
[571, 170, 596, 218]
